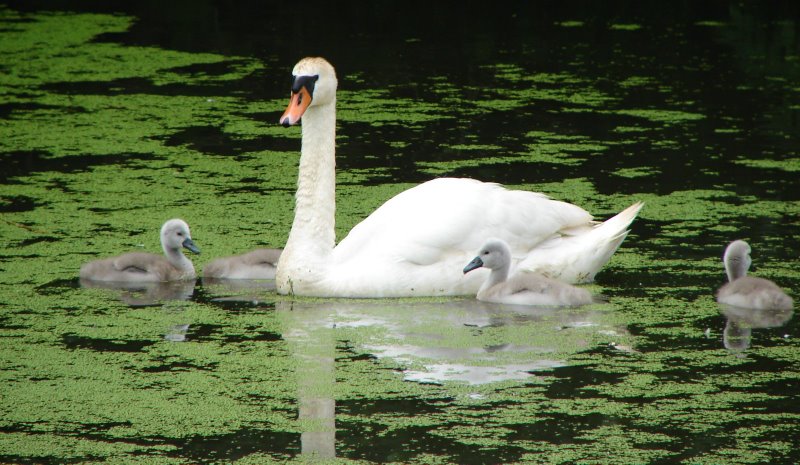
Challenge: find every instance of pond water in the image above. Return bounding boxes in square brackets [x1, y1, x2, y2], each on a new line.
[1, 1, 799, 464]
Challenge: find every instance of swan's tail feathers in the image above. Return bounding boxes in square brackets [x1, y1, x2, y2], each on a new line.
[518, 201, 644, 284]
[596, 201, 644, 236]
[591, 200, 644, 254]
[581, 201, 644, 280]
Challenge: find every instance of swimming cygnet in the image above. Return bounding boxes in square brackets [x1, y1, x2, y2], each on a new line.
[716, 240, 793, 311]
[79, 218, 200, 282]
[203, 248, 282, 280]
[463, 239, 594, 306]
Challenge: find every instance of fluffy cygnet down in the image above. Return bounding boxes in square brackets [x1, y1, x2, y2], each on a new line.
[203, 248, 282, 280]
[79, 218, 200, 282]
[716, 239, 793, 311]
[464, 239, 594, 307]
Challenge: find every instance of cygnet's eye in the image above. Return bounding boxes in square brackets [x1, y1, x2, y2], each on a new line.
[177, 231, 184, 237]
[483, 251, 489, 255]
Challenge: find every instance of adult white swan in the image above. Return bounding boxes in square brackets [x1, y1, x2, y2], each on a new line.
[276, 57, 643, 297]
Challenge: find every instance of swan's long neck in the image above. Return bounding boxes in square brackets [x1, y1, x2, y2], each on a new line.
[724, 245, 751, 283]
[485, 262, 510, 290]
[725, 258, 748, 282]
[164, 246, 195, 277]
[277, 98, 337, 292]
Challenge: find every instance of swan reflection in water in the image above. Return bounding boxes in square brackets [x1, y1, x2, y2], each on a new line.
[79, 278, 195, 343]
[719, 304, 794, 353]
[275, 298, 630, 459]
[200, 277, 276, 303]
[278, 299, 628, 384]
[79, 278, 195, 307]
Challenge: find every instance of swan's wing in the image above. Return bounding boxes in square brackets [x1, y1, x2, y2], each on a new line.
[241, 248, 283, 265]
[202, 257, 230, 278]
[495, 272, 592, 306]
[113, 252, 163, 274]
[80, 253, 167, 282]
[480, 273, 562, 306]
[204, 249, 282, 279]
[500, 272, 553, 295]
[516, 201, 643, 282]
[332, 178, 592, 266]
[722, 276, 784, 295]
[717, 277, 794, 310]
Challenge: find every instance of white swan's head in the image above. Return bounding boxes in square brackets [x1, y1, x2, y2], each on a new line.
[723, 239, 751, 282]
[463, 239, 511, 274]
[161, 219, 200, 255]
[280, 57, 338, 127]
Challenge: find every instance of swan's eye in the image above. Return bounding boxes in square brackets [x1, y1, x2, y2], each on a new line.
[483, 251, 489, 255]
[177, 232, 184, 237]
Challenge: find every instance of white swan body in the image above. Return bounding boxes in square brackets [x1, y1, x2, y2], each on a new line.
[716, 240, 793, 311]
[80, 219, 200, 282]
[276, 57, 643, 297]
[464, 239, 594, 306]
[203, 248, 282, 280]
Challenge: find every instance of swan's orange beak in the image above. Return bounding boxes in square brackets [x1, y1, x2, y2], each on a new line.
[280, 86, 312, 127]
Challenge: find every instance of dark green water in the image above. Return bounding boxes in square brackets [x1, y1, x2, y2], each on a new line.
[1, 1, 799, 463]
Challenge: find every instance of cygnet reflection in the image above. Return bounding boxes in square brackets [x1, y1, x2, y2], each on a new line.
[719, 303, 794, 352]
[80, 278, 195, 306]
[276, 298, 626, 385]
[201, 277, 276, 304]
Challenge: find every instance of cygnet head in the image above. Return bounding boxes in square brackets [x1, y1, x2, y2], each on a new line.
[161, 219, 200, 255]
[463, 239, 511, 274]
[280, 57, 338, 127]
[723, 239, 752, 282]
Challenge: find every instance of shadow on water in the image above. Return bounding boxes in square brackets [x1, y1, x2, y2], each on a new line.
[0, 151, 160, 184]
[0, 194, 42, 213]
[162, 125, 293, 158]
[61, 333, 157, 352]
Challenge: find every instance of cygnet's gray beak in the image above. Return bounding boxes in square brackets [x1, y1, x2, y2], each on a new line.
[182, 238, 201, 254]
[463, 256, 483, 274]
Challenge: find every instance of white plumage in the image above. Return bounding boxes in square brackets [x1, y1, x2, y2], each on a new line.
[276, 57, 642, 297]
